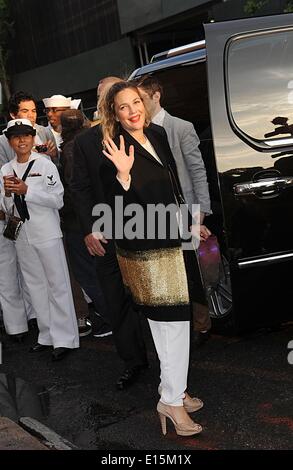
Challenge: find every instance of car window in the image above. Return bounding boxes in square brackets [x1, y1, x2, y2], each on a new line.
[146, 62, 211, 138]
[226, 29, 293, 149]
[137, 62, 220, 204]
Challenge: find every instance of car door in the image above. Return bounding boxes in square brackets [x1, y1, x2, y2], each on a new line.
[205, 13, 293, 331]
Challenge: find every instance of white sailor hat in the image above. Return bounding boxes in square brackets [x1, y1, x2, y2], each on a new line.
[3, 118, 36, 138]
[43, 94, 81, 109]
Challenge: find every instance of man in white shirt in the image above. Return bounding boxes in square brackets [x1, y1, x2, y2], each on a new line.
[0, 91, 57, 166]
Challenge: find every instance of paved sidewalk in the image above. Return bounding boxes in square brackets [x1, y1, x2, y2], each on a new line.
[0, 320, 292, 450]
[0, 417, 48, 450]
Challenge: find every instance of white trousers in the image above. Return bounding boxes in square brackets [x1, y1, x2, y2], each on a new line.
[0, 221, 28, 334]
[15, 229, 79, 349]
[148, 319, 190, 406]
[20, 271, 36, 321]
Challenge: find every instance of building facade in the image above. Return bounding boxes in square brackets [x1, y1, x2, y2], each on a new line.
[7, 0, 292, 119]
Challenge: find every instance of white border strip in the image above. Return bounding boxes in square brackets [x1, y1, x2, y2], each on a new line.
[238, 252, 293, 269]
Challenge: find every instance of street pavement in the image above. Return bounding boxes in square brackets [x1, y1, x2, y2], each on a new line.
[0, 318, 292, 450]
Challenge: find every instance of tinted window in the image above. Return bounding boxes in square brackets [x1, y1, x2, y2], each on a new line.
[138, 62, 220, 205]
[226, 30, 293, 148]
[149, 62, 211, 137]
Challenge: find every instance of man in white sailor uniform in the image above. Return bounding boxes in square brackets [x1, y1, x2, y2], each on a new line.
[0, 119, 79, 360]
[42, 94, 81, 151]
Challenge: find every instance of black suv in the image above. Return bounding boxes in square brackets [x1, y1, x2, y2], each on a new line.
[130, 13, 293, 333]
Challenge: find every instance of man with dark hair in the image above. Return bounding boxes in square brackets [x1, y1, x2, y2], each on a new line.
[8, 91, 37, 117]
[0, 91, 57, 164]
[42, 94, 81, 150]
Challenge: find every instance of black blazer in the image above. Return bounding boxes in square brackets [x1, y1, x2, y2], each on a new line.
[72, 123, 184, 248]
[72, 124, 108, 236]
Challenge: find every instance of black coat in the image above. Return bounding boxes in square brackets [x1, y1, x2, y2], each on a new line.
[72, 124, 108, 237]
[59, 139, 80, 231]
[72, 123, 183, 242]
[72, 123, 191, 321]
[100, 124, 186, 252]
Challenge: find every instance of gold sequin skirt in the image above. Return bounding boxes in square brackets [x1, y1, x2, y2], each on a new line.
[116, 246, 190, 309]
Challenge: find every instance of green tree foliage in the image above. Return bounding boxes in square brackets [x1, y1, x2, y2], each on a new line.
[284, 0, 293, 12]
[244, 0, 269, 15]
[0, 0, 13, 108]
[244, 0, 293, 15]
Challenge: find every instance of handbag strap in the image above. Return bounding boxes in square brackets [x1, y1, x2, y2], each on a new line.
[168, 163, 200, 249]
[13, 160, 35, 222]
[168, 163, 186, 206]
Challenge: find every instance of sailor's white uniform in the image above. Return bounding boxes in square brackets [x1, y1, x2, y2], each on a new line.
[0, 152, 79, 348]
[0, 222, 27, 334]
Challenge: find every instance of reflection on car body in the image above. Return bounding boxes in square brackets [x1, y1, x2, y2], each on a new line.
[131, 13, 293, 333]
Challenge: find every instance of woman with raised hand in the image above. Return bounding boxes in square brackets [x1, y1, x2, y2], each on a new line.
[99, 81, 203, 437]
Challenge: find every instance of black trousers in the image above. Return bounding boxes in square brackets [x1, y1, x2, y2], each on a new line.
[95, 240, 148, 369]
[64, 230, 108, 317]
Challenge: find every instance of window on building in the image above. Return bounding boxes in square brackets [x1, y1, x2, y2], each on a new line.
[11, 0, 122, 73]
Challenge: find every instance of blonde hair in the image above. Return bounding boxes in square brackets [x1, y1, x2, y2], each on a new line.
[96, 76, 122, 121]
[100, 81, 151, 140]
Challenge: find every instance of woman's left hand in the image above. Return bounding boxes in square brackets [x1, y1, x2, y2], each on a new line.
[102, 135, 134, 182]
[199, 224, 211, 241]
[5, 178, 28, 195]
[190, 223, 212, 241]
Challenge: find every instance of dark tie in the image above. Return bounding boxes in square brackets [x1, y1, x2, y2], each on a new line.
[13, 160, 35, 221]
[14, 194, 30, 221]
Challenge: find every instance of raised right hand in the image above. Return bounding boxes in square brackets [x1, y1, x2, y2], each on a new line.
[102, 135, 134, 182]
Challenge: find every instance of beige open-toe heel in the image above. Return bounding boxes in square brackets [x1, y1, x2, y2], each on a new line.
[183, 394, 204, 413]
[157, 401, 202, 437]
